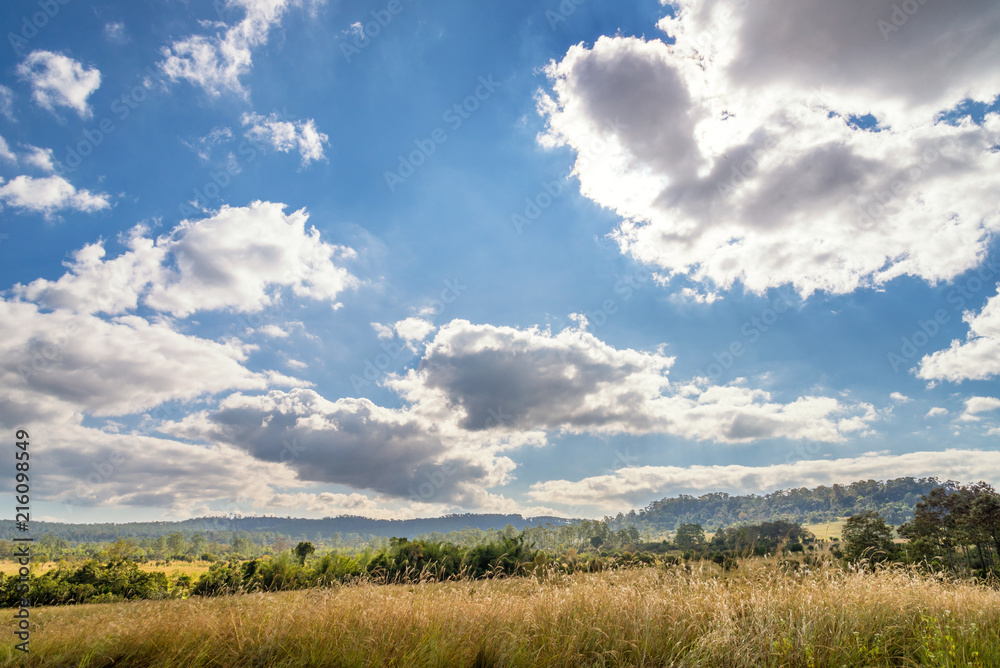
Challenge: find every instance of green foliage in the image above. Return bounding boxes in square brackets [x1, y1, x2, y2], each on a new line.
[899, 482, 1000, 575]
[294, 541, 316, 565]
[0, 558, 169, 606]
[842, 510, 898, 563]
[611, 477, 946, 533]
[709, 520, 813, 556]
[674, 523, 706, 551]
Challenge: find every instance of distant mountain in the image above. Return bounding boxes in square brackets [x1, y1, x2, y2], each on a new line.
[606, 477, 953, 532]
[0, 513, 572, 542]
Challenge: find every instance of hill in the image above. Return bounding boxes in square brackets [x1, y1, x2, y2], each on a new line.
[0, 513, 570, 544]
[607, 476, 951, 533]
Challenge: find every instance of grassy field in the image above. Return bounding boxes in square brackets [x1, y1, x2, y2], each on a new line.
[803, 518, 849, 541]
[0, 560, 214, 579]
[1, 558, 997, 667]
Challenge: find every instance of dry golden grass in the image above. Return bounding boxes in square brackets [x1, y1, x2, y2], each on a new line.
[1, 559, 997, 667]
[0, 563, 58, 577]
[0, 560, 213, 579]
[802, 518, 849, 541]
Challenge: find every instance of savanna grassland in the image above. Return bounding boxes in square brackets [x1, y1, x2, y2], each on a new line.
[1, 559, 997, 668]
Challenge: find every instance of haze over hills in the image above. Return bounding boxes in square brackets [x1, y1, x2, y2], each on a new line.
[2, 477, 963, 543]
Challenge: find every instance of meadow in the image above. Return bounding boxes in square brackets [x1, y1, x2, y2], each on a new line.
[0, 561, 214, 579]
[1, 558, 997, 668]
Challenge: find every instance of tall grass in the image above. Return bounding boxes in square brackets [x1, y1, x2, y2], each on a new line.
[2, 558, 997, 667]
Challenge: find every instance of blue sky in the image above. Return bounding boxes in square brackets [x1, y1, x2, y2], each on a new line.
[2, 0, 1000, 523]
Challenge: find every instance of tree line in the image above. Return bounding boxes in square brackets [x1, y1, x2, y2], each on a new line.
[0, 534, 661, 607]
[840, 481, 1000, 576]
[609, 477, 946, 533]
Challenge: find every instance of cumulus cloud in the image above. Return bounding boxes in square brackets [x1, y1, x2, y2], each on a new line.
[528, 449, 1000, 514]
[242, 112, 329, 165]
[162, 388, 516, 504]
[16, 201, 358, 317]
[392, 316, 436, 344]
[0, 175, 110, 217]
[22, 146, 56, 172]
[958, 396, 1000, 422]
[918, 286, 1000, 382]
[41, 422, 304, 517]
[926, 407, 949, 418]
[889, 392, 911, 403]
[0, 300, 295, 424]
[537, 1, 1000, 296]
[17, 51, 101, 117]
[388, 319, 874, 443]
[0, 137, 15, 163]
[159, 317, 873, 508]
[160, 0, 320, 97]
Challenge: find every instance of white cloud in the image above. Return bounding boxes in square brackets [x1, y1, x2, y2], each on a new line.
[104, 22, 126, 43]
[160, 0, 318, 98]
[0, 175, 110, 217]
[393, 316, 436, 344]
[162, 388, 517, 504]
[17, 51, 101, 118]
[34, 422, 305, 517]
[159, 317, 872, 507]
[255, 324, 290, 338]
[388, 319, 875, 444]
[675, 287, 721, 304]
[918, 286, 1000, 382]
[926, 407, 948, 418]
[371, 322, 395, 339]
[241, 112, 329, 166]
[0, 85, 13, 120]
[17, 201, 358, 317]
[146, 202, 357, 316]
[527, 449, 1000, 514]
[184, 126, 234, 161]
[0, 300, 294, 423]
[890, 392, 911, 403]
[22, 146, 56, 172]
[958, 396, 1000, 422]
[536, 1, 1000, 296]
[0, 137, 15, 163]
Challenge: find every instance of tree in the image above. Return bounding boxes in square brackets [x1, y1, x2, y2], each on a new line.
[294, 541, 315, 565]
[166, 532, 187, 557]
[674, 523, 706, 551]
[841, 511, 897, 563]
